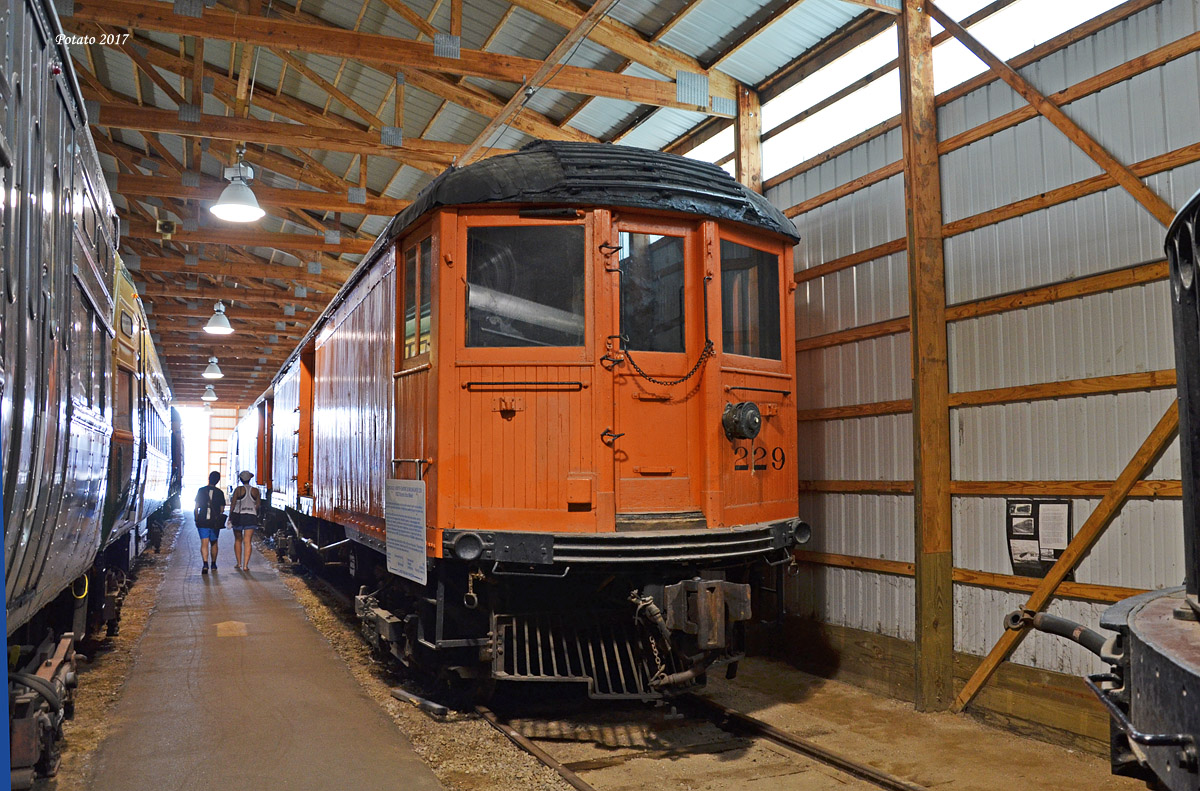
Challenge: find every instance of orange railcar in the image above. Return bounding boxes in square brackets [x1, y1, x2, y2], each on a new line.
[264, 142, 807, 698]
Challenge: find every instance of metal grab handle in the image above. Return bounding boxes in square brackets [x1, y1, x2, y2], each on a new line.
[490, 563, 571, 578]
[601, 428, 625, 445]
[600, 353, 624, 370]
[1085, 673, 1198, 759]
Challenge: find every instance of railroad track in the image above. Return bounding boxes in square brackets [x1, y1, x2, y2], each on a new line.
[477, 695, 929, 791]
[271, 535, 926, 791]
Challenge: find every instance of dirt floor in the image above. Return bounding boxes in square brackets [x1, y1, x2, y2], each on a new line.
[41, 527, 1148, 791]
[41, 515, 183, 791]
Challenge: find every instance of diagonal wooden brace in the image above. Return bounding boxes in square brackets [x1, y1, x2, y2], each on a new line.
[952, 400, 1180, 712]
[927, 2, 1176, 227]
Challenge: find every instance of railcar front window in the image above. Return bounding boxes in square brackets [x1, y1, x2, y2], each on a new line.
[466, 225, 586, 347]
[619, 232, 685, 353]
[720, 240, 781, 360]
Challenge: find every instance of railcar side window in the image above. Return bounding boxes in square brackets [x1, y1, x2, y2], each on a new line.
[619, 233, 685, 353]
[70, 291, 92, 404]
[402, 236, 433, 358]
[466, 225, 586, 348]
[720, 240, 781, 360]
[115, 369, 133, 433]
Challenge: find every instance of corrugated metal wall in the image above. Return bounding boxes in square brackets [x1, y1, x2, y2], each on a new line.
[773, 0, 1197, 675]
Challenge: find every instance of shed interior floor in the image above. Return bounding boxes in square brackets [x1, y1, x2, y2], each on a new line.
[705, 658, 1142, 790]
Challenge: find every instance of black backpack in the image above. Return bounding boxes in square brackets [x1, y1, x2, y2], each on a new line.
[197, 486, 223, 524]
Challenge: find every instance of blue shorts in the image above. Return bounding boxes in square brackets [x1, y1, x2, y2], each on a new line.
[197, 526, 221, 541]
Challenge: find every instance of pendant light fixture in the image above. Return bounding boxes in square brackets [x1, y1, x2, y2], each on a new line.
[201, 384, 218, 402]
[202, 356, 224, 379]
[210, 145, 265, 223]
[204, 301, 234, 335]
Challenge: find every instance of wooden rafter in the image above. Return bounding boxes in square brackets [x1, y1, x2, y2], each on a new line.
[67, 0, 730, 114]
[123, 221, 374, 254]
[96, 104, 478, 163]
[505, 0, 737, 95]
[459, 0, 622, 164]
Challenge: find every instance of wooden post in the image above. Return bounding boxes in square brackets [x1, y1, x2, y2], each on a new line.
[898, 0, 953, 712]
[734, 84, 762, 193]
[953, 400, 1180, 711]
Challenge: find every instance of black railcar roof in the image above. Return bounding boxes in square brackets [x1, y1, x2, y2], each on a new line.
[277, 141, 798, 379]
[380, 140, 800, 246]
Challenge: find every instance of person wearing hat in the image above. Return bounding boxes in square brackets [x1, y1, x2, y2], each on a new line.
[229, 470, 262, 570]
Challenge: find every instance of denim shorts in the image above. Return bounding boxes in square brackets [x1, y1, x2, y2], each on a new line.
[197, 526, 221, 541]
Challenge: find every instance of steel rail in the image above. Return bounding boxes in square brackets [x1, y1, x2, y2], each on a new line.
[475, 705, 598, 791]
[682, 694, 930, 791]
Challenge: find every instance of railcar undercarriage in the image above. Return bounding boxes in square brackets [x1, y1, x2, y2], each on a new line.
[279, 509, 806, 700]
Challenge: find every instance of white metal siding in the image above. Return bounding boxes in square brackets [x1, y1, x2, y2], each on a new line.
[779, 0, 1200, 673]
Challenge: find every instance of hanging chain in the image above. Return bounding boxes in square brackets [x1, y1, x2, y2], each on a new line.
[467, 570, 485, 598]
[630, 590, 669, 683]
[622, 338, 713, 387]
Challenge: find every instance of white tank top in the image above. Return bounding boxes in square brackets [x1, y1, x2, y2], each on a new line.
[231, 485, 258, 515]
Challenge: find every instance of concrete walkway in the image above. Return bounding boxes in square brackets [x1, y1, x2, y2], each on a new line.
[89, 512, 443, 791]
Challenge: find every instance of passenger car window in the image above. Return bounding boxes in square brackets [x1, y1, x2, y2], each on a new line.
[466, 225, 585, 348]
[402, 236, 432, 358]
[720, 240, 781, 360]
[115, 369, 134, 433]
[619, 232, 685, 353]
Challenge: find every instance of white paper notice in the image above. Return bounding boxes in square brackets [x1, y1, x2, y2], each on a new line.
[385, 479, 428, 584]
[1039, 503, 1070, 550]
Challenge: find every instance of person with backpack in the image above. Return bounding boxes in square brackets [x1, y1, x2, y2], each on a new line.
[194, 471, 227, 574]
[229, 470, 262, 571]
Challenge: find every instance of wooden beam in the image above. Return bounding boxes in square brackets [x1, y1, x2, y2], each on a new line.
[734, 84, 762, 193]
[798, 479, 1184, 498]
[797, 369, 1178, 422]
[458, 0, 622, 165]
[138, 282, 329, 306]
[841, 0, 900, 13]
[68, 0, 727, 114]
[760, 1, 1021, 150]
[898, 0, 952, 713]
[797, 260, 1168, 352]
[791, 550, 1150, 604]
[270, 49, 386, 130]
[504, 0, 737, 98]
[927, 2, 1174, 227]
[763, 0, 1163, 191]
[96, 103, 468, 162]
[117, 173, 409, 216]
[793, 134, 1200, 284]
[124, 221, 373, 254]
[403, 69, 595, 143]
[374, 0, 439, 39]
[952, 401, 1180, 711]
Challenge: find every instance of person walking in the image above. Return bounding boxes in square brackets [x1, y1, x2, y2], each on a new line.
[194, 471, 226, 574]
[230, 470, 262, 570]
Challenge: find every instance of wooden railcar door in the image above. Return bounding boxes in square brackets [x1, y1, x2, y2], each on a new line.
[609, 220, 705, 523]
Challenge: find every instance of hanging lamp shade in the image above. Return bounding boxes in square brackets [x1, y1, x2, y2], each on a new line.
[204, 301, 234, 335]
[201, 384, 218, 402]
[202, 356, 224, 379]
[210, 178, 265, 223]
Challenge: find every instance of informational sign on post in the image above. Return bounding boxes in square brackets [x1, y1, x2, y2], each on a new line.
[385, 479, 428, 585]
[1006, 500, 1073, 579]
